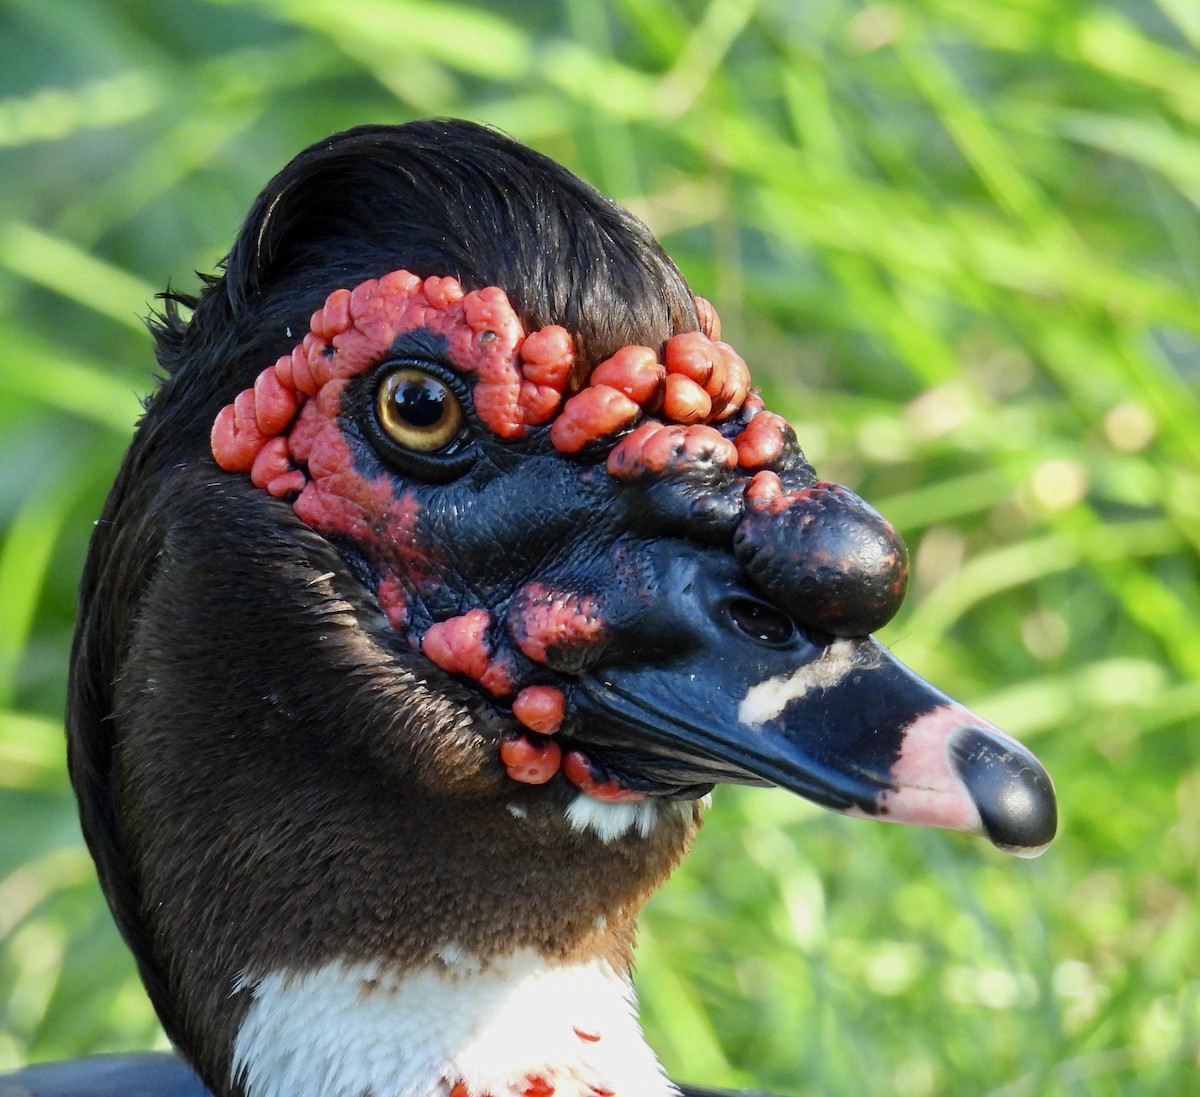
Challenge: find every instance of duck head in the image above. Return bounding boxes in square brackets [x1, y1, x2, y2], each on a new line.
[68, 120, 1055, 1097]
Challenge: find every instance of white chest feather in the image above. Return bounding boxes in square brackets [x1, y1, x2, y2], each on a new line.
[231, 951, 678, 1097]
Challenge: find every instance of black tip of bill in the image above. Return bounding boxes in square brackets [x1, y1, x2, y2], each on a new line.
[950, 725, 1057, 856]
[874, 699, 1057, 858]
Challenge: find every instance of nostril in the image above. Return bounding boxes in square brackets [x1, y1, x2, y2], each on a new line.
[727, 597, 795, 647]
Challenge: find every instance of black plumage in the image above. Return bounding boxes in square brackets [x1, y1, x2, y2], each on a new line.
[18, 119, 1055, 1097]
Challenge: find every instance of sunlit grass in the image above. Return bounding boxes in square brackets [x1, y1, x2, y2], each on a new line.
[1, 0, 1197, 1093]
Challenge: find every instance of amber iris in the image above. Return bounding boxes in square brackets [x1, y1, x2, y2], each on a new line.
[376, 368, 464, 451]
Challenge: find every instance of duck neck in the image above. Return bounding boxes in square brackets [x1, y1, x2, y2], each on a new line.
[230, 948, 678, 1097]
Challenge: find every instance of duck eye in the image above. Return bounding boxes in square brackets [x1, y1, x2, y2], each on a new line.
[728, 598, 795, 647]
[376, 368, 465, 452]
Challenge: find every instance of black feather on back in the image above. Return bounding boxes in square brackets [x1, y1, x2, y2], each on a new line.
[0, 1051, 785, 1097]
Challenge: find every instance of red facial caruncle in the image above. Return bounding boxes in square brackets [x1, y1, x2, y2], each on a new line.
[499, 686, 567, 786]
[209, 268, 908, 806]
[211, 272, 575, 632]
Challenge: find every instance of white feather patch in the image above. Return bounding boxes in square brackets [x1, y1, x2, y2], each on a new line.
[564, 795, 662, 841]
[563, 796, 703, 842]
[231, 951, 678, 1097]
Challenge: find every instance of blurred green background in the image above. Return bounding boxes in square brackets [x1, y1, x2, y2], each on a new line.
[1, 0, 1197, 1094]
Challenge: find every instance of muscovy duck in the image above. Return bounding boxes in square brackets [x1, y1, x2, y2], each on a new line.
[11, 119, 1055, 1097]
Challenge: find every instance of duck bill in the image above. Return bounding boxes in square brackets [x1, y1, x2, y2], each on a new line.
[578, 637, 1056, 857]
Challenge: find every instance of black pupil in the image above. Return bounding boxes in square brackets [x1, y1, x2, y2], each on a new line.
[729, 598, 794, 646]
[393, 378, 446, 428]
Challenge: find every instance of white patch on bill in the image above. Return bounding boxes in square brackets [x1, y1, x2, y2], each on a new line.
[231, 950, 677, 1097]
[737, 639, 866, 726]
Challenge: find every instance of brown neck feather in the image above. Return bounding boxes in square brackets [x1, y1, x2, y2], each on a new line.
[80, 471, 695, 1092]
